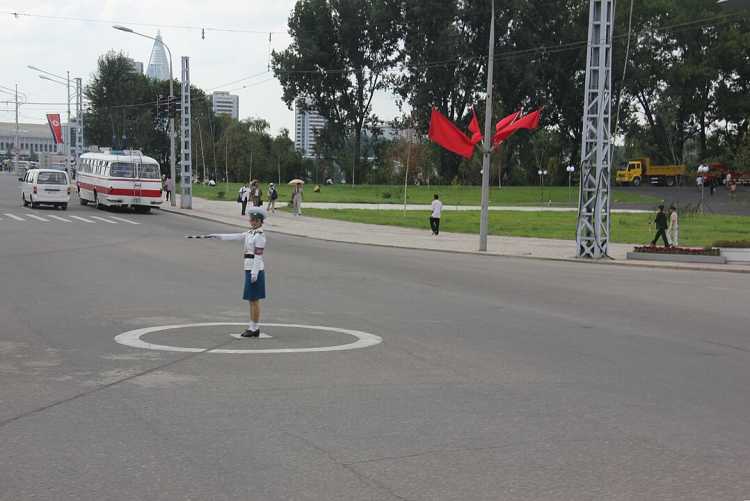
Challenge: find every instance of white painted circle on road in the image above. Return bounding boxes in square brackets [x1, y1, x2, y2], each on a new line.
[114, 322, 382, 354]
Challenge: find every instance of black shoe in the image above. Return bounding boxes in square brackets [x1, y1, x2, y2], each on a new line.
[240, 329, 260, 338]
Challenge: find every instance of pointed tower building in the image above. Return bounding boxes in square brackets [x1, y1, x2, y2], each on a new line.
[146, 31, 171, 81]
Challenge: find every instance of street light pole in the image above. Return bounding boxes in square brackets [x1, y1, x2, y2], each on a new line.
[113, 25, 176, 206]
[567, 165, 576, 203]
[29, 65, 74, 170]
[479, 0, 496, 252]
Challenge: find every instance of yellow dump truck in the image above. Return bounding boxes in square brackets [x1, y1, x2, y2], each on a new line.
[615, 158, 687, 187]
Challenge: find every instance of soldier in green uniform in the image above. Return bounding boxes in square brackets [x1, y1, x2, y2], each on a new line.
[650, 204, 670, 247]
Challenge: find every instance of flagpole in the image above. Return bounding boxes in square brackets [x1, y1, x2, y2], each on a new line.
[479, 0, 495, 252]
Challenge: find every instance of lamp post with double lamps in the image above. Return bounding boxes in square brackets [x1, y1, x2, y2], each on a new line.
[537, 169, 548, 204]
[28, 65, 73, 171]
[566, 165, 576, 202]
[114, 25, 176, 207]
[697, 164, 710, 213]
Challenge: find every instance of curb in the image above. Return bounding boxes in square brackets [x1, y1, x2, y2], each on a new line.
[159, 207, 750, 275]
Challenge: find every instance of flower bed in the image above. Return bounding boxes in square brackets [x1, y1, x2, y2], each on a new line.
[632, 246, 720, 256]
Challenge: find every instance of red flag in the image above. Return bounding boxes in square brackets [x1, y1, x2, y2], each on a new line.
[468, 108, 483, 145]
[492, 108, 542, 144]
[495, 111, 520, 133]
[428, 108, 474, 159]
[46, 114, 63, 145]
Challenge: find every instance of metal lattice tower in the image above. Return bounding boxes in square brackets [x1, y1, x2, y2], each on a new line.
[576, 0, 614, 258]
[180, 56, 193, 209]
[75, 77, 83, 166]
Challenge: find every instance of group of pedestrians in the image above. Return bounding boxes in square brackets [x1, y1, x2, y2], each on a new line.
[650, 204, 679, 247]
[239, 181, 279, 216]
[161, 175, 174, 201]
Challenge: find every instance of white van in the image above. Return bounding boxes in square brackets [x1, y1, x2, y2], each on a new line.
[20, 169, 71, 210]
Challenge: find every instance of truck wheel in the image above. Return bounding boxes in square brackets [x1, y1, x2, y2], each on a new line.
[666, 177, 675, 187]
[632, 177, 641, 187]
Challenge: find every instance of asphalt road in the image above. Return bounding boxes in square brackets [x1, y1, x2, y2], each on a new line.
[1, 173, 749, 501]
[618, 183, 750, 215]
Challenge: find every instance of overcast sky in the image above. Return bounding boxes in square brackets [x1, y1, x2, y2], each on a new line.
[0, 0, 400, 136]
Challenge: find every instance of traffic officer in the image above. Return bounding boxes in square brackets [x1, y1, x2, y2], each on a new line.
[191, 207, 268, 337]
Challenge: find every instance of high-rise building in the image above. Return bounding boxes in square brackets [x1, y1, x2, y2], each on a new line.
[211, 92, 239, 119]
[294, 100, 327, 158]
[146, 31, 170, 81]
[125, 58, 144, 75]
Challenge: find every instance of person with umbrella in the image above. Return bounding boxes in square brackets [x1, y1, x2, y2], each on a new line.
[289, 179, 304, 216]
[187, 207, 268, 337]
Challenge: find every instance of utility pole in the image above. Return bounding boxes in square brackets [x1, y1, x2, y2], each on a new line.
[403, 132, 413, 214]
[479, 0, 496, 252]
[249, 151, 253, 183]
[65, 71, 71, 172]
[14, 85, 19, 172]
[197, 120, 206, 183]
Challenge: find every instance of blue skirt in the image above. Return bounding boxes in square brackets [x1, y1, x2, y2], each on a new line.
[242, 270, 266, 301]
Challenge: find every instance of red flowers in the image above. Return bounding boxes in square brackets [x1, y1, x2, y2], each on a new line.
[633, 246, 720, 256]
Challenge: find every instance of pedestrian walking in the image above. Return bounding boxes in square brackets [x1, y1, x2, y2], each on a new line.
[430, 193, 443, 235]
[249, 181, 262, 207]
[266, 182, 278, 213]
[238, 183, 249, 215]
[164, 176, 174, 202]
[650, 204, 670, 247]
[668, 205, 679, 247]
[188, 207, 268, 337]
[292, 184, 303, 216]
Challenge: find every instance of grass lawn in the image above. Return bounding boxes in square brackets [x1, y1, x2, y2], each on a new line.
[299, 208, 750, 247]
[190, 183, 659, 207]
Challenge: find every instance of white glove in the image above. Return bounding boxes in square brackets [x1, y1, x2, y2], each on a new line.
[251, 272, 258, 283]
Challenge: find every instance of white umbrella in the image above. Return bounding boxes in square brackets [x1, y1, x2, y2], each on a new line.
[288, 179, 304, 185]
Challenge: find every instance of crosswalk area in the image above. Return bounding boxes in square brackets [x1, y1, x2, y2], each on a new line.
[0, 212, 141, 225]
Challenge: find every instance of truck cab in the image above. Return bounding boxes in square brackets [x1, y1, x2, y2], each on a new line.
[616, 160, 644, 186]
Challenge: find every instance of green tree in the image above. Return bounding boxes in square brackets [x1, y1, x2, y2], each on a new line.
[272, 0, 402, 183]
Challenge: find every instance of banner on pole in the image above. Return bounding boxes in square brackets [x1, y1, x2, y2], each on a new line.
[46, 114, 63, 144]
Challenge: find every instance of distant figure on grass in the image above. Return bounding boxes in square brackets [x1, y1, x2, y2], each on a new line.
[651, 204, 671, 247]
[729, 179, 737, 200]
[430, 193, 443, 235]
[668, 205, 679, 247]
[267, 183, 278, 213]
[187, 207, 268, 338]
[238, 183, 249, 215]
[292, 184, 303, 216]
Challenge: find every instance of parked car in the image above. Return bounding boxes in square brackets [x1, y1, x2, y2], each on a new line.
[20, 168, 71, 209]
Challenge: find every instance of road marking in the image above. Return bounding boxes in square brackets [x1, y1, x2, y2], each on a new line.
[25, 214, 50, 222]
[114, 322, 383, 354]
[3, 214, 24, 221]
[108, 216, 140, 225]
[69, 215, 95, 223]
[47, 215, 72, 222]
[90, 216, 118, 224]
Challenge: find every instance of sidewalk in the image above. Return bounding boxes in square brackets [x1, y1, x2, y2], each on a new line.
[162, 196, 749, 274]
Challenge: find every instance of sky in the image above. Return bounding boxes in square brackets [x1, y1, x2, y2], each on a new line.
[0, 0, 400, 136]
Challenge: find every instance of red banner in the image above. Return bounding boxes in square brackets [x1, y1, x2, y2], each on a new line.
[428, 108, 475, 159]
[46, 114, 63, 144]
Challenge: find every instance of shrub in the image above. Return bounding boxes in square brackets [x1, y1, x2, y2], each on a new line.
[382, 192, 392, 199]
[712, 240, 750, 248]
